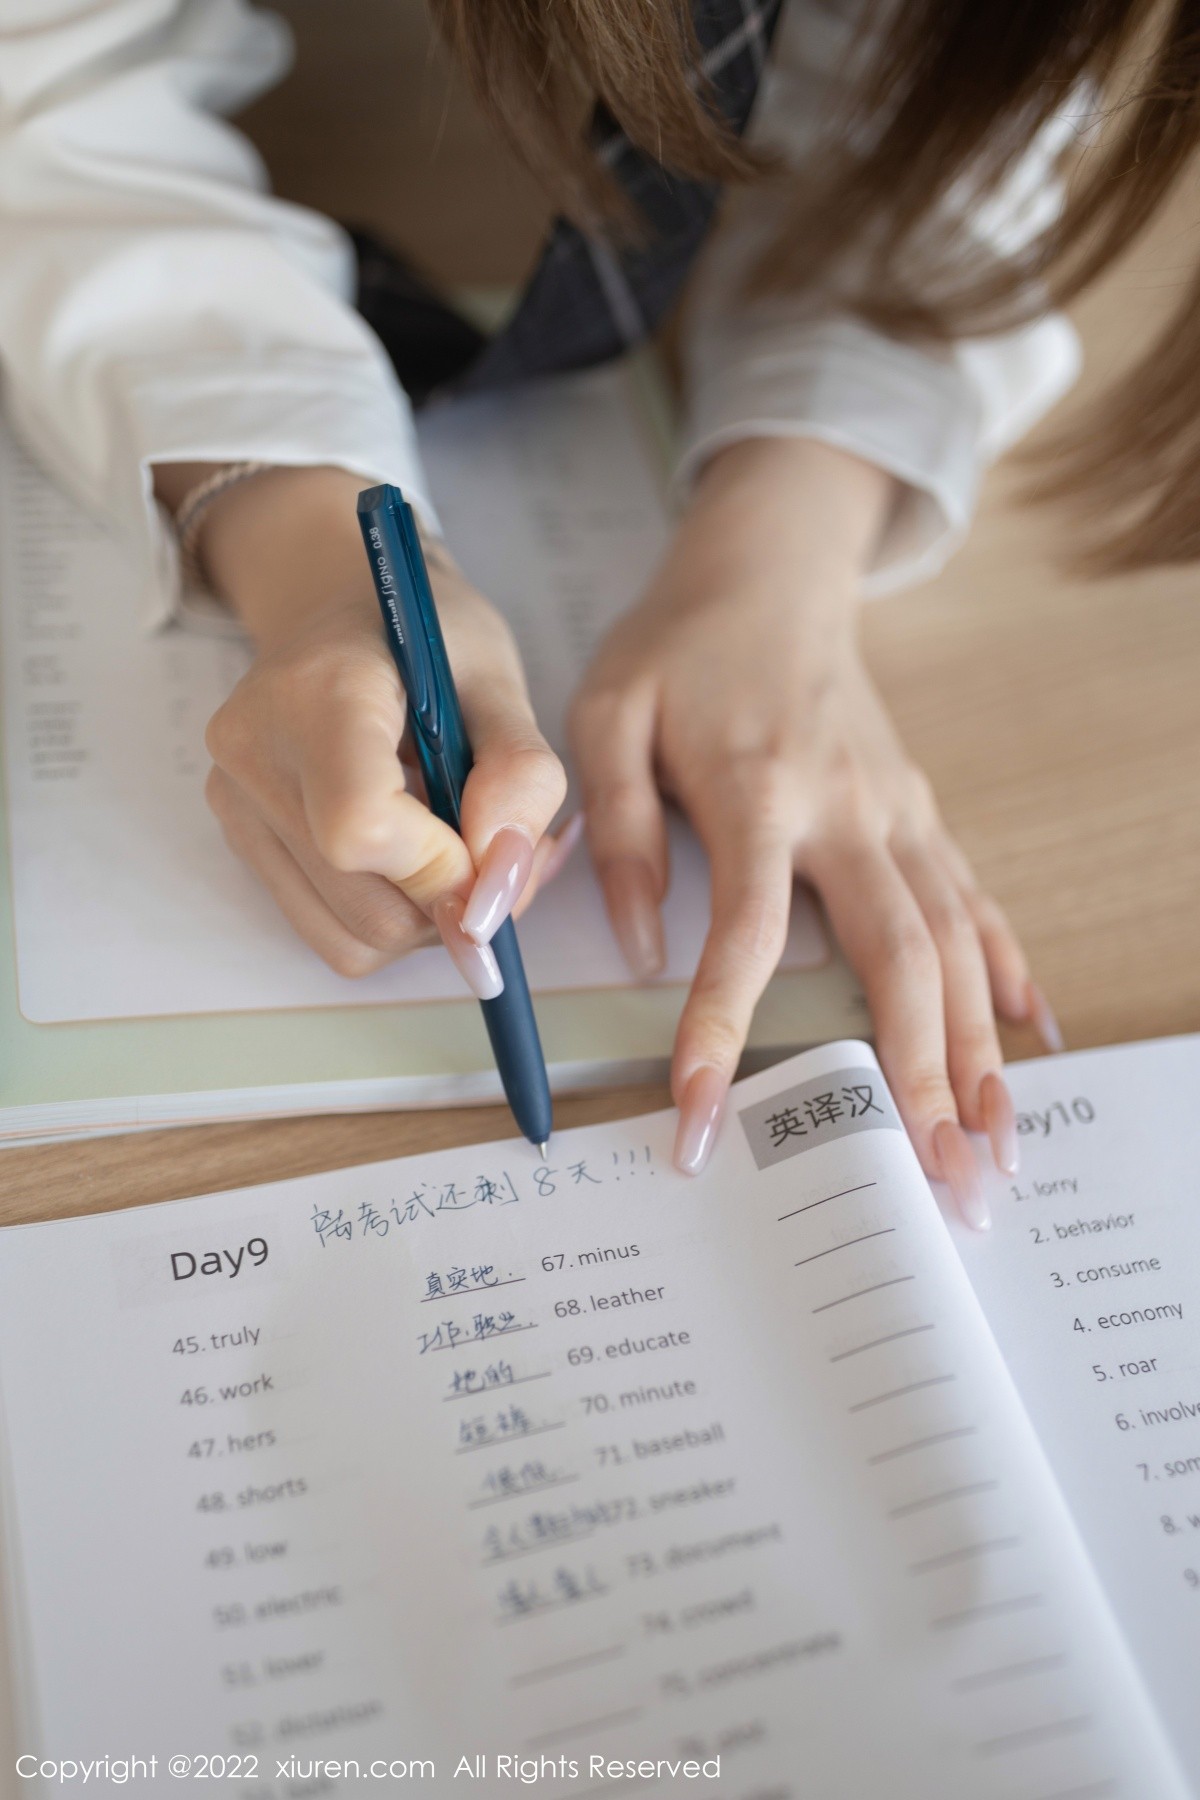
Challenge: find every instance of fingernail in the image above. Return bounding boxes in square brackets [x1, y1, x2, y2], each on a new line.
[601, 856, 666, 981]
[673, 1066, 729, 1176]
[537, 812, 585, 888]
[1026, 979, 1065, 1054]
[932, 1118, 990, 1232]
[462, 827, 535, 945]
[979, 1070, 1019, 1175]
[432, 894, 504, 1000]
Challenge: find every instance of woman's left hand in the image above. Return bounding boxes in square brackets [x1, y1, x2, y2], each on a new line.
[569, 436, 1052, 1220]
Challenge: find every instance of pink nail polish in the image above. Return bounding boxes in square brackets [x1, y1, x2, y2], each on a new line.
[979, 1070, 1019, 1175]
[537, 812, 585, 888]
[462, 827, 535, 945]
[673, 1066, 729, 1175]
[932, 1118, 990, 1232]
[601, 857, 666, 981]
[431, 894, 504, 1000]
[1026, 979, 1065, 1054]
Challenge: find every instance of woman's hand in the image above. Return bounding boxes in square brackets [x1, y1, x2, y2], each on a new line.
[569, 437, 1059, 1219]
[157, 464, 569, 991]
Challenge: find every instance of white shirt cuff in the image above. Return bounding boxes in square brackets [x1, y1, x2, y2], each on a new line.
[675, 315, 1080, 595]
[109, 353, 440, 633]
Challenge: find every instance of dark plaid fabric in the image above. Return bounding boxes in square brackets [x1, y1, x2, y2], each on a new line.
[349, 228, 488, 407]
[354, 0, 783, 402]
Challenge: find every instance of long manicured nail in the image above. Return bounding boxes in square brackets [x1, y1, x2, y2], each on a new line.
[537, 812, 585, 888]
[432, 894, 504, 999]
[979, 1070, 1019, 1175]
[1026, 979, 1065, 1054]
[463, 827, 535, 945]
[673, 1066, 729, 1175]
[601, 856, 666, 980]
[932, 1118, 990, 1232]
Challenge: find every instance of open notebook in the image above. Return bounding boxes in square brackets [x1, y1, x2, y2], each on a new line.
[0, 364, 861, 1145]
[0, 1033, 1197, 1797]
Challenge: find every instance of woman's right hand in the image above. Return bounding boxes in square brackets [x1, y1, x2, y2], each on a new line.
[162, 463, 569, 990]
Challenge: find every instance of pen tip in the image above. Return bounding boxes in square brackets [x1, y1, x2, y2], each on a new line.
[536, 1141, 549, 1162]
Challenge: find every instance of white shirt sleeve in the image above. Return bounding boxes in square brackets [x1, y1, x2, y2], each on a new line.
[0, 0, 437, 630]
[677, 0, 1083, 593]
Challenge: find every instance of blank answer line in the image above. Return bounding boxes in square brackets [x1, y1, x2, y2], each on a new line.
[952, 1653, 1069, 1693]
[525, 1705, 644, 1749]
[909, 1535, 1020, 1574]
[869, 1426, 977, 1464]
[831, 1324, 935, 1362]
[932, 1593, 1045, 1631]
[778, 1182, 877, 1222]
[850, 1375, 955, 1413]
[888, 1480, 999, 1518]
[974, 1715, 1093, 1758]
[813, 1276, 914, 1315]
[510, 1644, 626, 1687]
[795, 1228, 895, 1269]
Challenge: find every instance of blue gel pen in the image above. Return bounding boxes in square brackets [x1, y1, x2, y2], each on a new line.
[356, 485, 553, 1154]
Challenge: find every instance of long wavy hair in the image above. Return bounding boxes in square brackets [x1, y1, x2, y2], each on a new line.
[430, 0, 1200, 571]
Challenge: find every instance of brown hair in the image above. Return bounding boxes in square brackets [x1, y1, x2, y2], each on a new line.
[431, 0, 1200, 572]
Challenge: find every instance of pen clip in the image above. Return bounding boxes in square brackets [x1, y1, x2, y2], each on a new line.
[395, 512, 442, 753]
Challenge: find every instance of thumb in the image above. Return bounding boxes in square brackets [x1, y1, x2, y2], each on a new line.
[299, 701, 476, 911]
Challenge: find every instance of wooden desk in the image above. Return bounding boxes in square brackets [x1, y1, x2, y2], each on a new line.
[3, 8, 1198, 1224]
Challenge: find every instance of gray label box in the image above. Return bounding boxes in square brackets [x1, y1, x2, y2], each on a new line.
[739, 1065, 903, 1170]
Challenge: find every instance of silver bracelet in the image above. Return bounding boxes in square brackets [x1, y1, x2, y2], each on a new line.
[173, 461, 274, 592]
